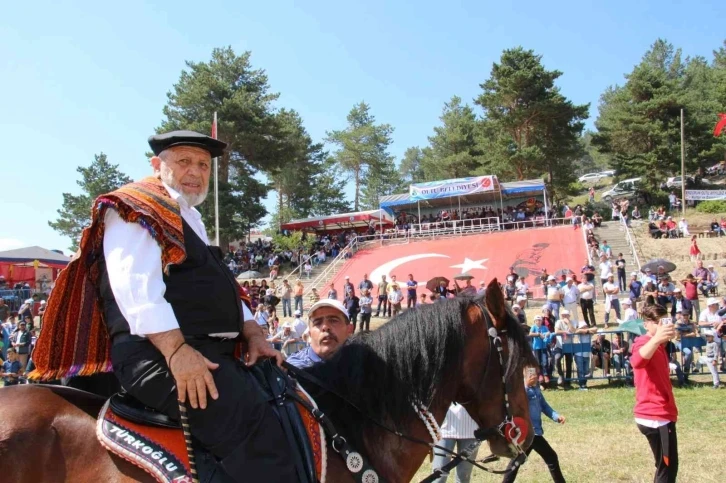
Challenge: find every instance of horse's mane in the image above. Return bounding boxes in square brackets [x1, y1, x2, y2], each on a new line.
[302, 296, 533, 451]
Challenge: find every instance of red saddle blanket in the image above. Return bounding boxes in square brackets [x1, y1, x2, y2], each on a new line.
[96, 386, 326, 483]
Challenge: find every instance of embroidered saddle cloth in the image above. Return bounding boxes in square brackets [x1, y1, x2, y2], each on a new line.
[96, 364, 326, 483]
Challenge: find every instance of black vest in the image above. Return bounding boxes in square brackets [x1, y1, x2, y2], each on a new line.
[98, 220, 241, 341]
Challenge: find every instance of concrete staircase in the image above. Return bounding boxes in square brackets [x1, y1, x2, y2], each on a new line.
[594, 221, 640, 273]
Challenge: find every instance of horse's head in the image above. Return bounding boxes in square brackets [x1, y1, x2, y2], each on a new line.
[456, 278, 536, 459]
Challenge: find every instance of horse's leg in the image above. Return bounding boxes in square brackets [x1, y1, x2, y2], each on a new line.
[0, 386, 152, 482]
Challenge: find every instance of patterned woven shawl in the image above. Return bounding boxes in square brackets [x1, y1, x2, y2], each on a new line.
[30, 176, 186, 380]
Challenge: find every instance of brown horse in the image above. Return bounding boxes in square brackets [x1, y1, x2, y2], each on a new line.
[0, 279, 534, 483]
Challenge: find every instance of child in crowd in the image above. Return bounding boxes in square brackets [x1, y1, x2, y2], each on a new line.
[699, 330, 721, 389]
[502, 367, 566, 483]
[530, 316, 553, 387]
[2, 349, 22, 386]
[689, 236, 701, 262]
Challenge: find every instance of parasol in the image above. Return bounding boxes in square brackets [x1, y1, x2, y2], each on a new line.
[453, 273, 474, 281]
[236, 270, 262, 280]
[426, 276, 450, 292]
[640, 259, 676, 274]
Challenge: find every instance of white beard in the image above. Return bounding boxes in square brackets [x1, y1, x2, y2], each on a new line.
[159, 165, 208, 207]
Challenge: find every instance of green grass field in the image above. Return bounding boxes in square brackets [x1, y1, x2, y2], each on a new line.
[413, 381, 723, 482]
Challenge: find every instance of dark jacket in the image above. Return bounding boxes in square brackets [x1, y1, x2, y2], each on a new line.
[670, 297, 693, 318]
[11, 330, 32, 354]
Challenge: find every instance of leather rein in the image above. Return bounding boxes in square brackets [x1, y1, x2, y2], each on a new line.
[283, 299, 529, 482]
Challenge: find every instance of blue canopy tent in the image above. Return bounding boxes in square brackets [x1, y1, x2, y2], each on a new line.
[379, 178, 548, 225]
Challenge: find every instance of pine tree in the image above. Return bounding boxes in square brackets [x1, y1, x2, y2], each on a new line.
[48, 153, 132, 250]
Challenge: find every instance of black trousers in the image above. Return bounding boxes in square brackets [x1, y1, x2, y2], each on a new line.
[580, 299, 595, 327]
[376, 295, 389, 317]
[502, 435, 565, 483]
[359, 312, 372, 331]
[407, 295, 416, 309]
[637, 422, 678, 483]
[618, 269, 626, 291]
[111, 337, 296, 483]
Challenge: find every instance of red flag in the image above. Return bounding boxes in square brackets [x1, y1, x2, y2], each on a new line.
[714, 113, 726, 137]
[211, 112, 218, 140]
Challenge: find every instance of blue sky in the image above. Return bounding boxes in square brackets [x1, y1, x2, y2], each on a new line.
[1, 0, 723, 253]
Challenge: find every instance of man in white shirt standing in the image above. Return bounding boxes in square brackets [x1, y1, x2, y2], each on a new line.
[561, 278, 580, 325]
[33, 131, 293, 482]
[603, 274, 622, 328]
[598, 255, 613, 296]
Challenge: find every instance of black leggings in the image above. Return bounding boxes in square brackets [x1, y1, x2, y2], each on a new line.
[502, 435, 565, 483]
[637, 422, 678, 483]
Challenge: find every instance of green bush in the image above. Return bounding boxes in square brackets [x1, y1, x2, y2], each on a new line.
[695, 200, 726, 214]
[583, 201, 612, 221]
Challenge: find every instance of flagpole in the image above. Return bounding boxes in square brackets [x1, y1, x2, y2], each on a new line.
[680, 108, 686, 218]
[213, 111, 220, 247]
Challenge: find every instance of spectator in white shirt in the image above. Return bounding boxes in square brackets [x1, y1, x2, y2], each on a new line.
[621, 299, 638, 322]
[598, 255, 613, 293]
[561, 278, 580, 325]
[553, 310, 575, 386]
[577, 279, 596, 328]
[431, 404, 481, 483]
[678, 218, 690, 237]
[603, 274, 621, 328]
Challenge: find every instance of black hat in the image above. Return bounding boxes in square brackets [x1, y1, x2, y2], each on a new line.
[148, 130, 227, 158]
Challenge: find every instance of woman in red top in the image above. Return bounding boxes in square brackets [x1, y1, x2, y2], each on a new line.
[630, 304, 678, 483]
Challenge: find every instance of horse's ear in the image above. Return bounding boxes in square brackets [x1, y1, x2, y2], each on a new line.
[485, 278, 507, 329]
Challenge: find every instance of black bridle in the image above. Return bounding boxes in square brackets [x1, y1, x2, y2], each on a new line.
[284, 300, 529, 482]
[421, 301, 528, 481]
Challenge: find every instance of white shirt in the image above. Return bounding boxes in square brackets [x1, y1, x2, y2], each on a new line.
[562, 284, 579, 304]
[554, 319, 573, 349]
[439, 403, 479, 439]
[103, 183, 253, 337]
[622, 307, 638, 322]
[603, 282, 619, 303]
[599, 261, 613, 279]
[577, 282, 594, 300]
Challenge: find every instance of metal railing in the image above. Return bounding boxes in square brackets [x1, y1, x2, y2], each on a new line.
[623, 221, 642, 271]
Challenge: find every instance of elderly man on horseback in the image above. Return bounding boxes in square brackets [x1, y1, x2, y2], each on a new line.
[31, 131, 295, 482]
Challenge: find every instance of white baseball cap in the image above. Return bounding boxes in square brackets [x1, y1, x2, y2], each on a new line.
[630, 272, 638, 276]
[706, 297, 720, 306]
[622, 299, 632, 305]
[345, 275, 350, 279]
[294, 309, 302, 316]
[547, 275, 556, 281]
[673, 288, 681, 293]
[308, 299, 350, 322]
[561, 309, 570, 316]
[704, 329, 716, 337]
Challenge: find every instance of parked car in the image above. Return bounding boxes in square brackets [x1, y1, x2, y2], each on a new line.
[602, 177, 642, 202]
[600, 170, 616, 177]
[665, 175, 695, 189]
[578, 172, 606, 183]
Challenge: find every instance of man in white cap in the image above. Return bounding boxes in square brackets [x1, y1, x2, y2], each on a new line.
[477, 280, 486, 297]
[698, 298, 723, 338]
[286, 299, 353, 369]
[561, 277, 580, 325]
[343, 275, 355, 298]
[698, 330, 721, 389]
[621, 298, 638, 322]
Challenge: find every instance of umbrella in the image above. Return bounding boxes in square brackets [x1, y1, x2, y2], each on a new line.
[236, 270, 262, 280]
[453, 273, 474, 281]
[265, 295, 280, 307]
[607, 319, 646, 336]
[553, 268, 575, 278]
[640, 259, 676, 274]
[426, 276, 450, 292]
